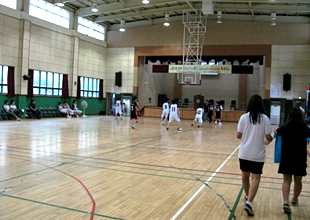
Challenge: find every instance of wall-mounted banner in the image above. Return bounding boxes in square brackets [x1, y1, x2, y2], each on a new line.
[168, 65, 232, 74]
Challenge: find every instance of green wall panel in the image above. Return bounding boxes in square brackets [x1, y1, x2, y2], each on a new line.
[0, 95, 106, 115]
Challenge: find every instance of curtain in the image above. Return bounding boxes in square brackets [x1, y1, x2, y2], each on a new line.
[77, 76, 81, 99]
[99, 79, 103, 100]
[7, 67, 15, 97]
[61, 74, 69, 99]
[27, 69, 34, 98]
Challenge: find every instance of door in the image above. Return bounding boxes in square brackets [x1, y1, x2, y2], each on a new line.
[158, 94, 167, 107]
[122, 96, 131, 116]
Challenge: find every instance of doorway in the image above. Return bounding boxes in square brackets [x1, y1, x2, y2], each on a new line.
[122, 96, 131, 116]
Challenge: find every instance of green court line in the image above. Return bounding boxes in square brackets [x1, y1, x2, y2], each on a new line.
[228, 186, 243, 220]
[288, 213, 292, 220]
[6, 149, 310, 189]
[3, 152, 310, 199]
[227, 186, 293, 220]
[0, 163, 66, 183]
[0, 193, 125, 220]
[72, 163, 310, 198]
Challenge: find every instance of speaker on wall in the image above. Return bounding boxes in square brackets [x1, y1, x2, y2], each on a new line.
[23, 75, 31, 80]
[283, 73, 291, 92]
[115, 71, 122, 87]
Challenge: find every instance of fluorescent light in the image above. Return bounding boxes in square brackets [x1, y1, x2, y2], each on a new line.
[142, 0, 149, 4]
[55, 0, 64, 6]
[119, 28, 125, 32]
[164, 22, 170, 26]
[201, 72, 219, 76]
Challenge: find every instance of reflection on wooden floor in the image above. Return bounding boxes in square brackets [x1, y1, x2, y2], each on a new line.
[0, 116, 309, 220]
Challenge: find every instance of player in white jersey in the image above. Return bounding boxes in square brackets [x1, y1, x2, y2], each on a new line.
[166, 99, 182, 131]
[115, 98, 123, 120]
[191, 104, 204, 128]
[160, 99, 170, 125]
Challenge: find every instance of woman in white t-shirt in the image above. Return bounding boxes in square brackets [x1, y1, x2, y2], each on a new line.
[58, 102, 72, 118]
[237, 94, 273, 216]
[10, 100, 27, 118]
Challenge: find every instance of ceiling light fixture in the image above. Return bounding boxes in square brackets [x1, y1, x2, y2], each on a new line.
[217, 11, 222, 24]
[271, 12, 276, 26]
[92, 3, 98, 12]
[55, 0, 64, 7]
[142, 0, 149, 4]
[119, 19, 125, 32]
[164, 13, 170, 26]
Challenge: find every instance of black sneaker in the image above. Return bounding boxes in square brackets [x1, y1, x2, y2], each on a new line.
[244, 203, 254, 216]
[283, 203, 291, 214]
[291, 200, 298, 206]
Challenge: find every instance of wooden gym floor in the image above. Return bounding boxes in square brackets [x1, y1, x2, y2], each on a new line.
[0, 116, 309, 220]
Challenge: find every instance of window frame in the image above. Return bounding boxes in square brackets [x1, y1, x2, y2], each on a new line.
[33, 70, 63, 96]
[80, 76, 100, 98]
[29, 0, 70, 29]
[0, 65, 8, 94]
[77, 17, 105, 41]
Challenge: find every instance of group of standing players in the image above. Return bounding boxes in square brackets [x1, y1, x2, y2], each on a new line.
[114, 97, 223, 130]
[160, 98, 223, 130]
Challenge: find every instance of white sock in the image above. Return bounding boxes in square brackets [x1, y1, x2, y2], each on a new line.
[246, 201, 252, 206]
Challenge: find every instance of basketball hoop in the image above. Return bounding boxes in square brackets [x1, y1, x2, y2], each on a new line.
[305, 87, 310, 91]
[184, 81, 191, 85]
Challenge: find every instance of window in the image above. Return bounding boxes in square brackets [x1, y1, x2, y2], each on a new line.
[78, 17, 105, 41]
[0, 65, 8, 94]
[29, 0, 70, 28]
[33, 70, 63, 96]
[80, 77, 99, 98]
[0, 0, 17, 9]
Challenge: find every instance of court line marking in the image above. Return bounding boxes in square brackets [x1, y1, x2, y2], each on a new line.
[0, 193, 124, 220]
[4, 145, 310, 183]
[228, 186, 243, 220]
[5, 155, 96, 220]
[170, 146, 240, 220]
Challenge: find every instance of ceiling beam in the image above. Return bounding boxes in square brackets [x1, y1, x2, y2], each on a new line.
[78, 1, 310, 17]
[77, 0, 180, 16]
[108, 13, 310, 31]
[95, 4, 192, 22]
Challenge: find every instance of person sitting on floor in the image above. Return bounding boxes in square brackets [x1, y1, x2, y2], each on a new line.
[3, 100, 20, 121]
[10, 100, 28, 118]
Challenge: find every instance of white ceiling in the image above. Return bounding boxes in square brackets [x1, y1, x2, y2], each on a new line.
[49, 0, 310, 31]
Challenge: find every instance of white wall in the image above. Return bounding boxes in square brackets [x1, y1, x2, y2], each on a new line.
[105, 47, 135, 94]
[0, 8, 136, 98]
[271, 45, 310, 99]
